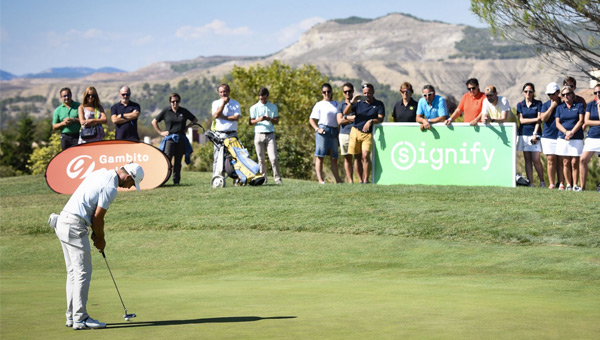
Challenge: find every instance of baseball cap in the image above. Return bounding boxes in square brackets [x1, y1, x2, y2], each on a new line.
[123, 162, 144, 192]
[545, 82, 560, 94]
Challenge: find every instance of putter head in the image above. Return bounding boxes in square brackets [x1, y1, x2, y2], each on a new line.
[123, 313, 136, 321]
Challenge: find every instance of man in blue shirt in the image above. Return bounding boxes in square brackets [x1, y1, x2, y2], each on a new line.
[416, 85, 448, 131]
[343, 83, 385, 183]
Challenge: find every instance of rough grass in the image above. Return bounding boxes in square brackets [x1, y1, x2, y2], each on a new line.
[1, 172, 598, 247]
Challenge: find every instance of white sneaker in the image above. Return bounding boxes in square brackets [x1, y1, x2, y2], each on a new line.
[573, 186, 582, 192]
[566, 185, 572, 191]
[65, 318, 73, 327]
[73, 317, 106, 330]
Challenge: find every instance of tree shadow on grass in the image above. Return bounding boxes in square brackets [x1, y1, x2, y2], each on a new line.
[106, 316, 297, 329]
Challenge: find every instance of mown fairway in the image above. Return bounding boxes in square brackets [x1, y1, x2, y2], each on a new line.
[1, 172, 599, 339]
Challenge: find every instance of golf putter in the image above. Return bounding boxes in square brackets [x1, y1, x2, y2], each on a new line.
[101, 251, 136, 321]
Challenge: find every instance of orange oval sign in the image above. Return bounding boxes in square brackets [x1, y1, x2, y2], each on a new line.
[45, 140, 171, 194]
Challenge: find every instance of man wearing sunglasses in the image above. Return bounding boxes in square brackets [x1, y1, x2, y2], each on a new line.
[416, 85, 448, 131]
[336, 82, 356, 183]
[446, 78, 485, 126]
[111, 86, 140, 141]
[52, 87, 81, 150]
[343, 83, 385, 183]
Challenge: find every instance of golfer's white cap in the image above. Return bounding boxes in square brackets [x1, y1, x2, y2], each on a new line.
[123, 162, 144, 192]
[545, 82, 560, 94]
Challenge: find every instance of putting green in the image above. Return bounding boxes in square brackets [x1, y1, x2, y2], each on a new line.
[1, 230, 599, 339]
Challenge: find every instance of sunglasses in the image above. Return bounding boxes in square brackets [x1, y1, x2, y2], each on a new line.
[121, 93, 131, 97]
[561, 92, 573, 97]
[523, 90, 534, 94]
[400, 90, 411, 94]
[87, 94, 96, 98]
[62, 94, 71, 98]
[594, 91, 600, 95]
[485, 93, 495, 97]
[423, 93, 435, 97]
[343, 90, 353, 94]
[467, 87, 477, 91]
[171, 100, 180, 103]
[322, 90, 332, 94]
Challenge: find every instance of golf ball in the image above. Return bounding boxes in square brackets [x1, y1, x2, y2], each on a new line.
[125, 317, 130, 321]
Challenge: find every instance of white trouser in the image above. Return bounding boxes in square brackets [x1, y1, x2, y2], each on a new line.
[254, 132, 281, 182]
[55, 211, 91, 322]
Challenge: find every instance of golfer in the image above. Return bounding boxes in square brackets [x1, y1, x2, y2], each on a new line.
[49, 163, 144, 330]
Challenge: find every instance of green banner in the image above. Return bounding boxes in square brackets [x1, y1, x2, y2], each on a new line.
[373, 123, 516, 187]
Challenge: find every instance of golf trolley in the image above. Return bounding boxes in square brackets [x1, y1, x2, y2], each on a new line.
[194, 123, 265, 188]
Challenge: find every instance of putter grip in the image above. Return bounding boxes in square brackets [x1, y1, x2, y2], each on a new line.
[101, 251, 106, 258]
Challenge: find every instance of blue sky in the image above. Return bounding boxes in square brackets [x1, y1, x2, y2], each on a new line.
[0, 0, 485, 75]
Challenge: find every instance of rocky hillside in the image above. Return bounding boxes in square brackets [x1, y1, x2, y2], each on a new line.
[0, 13, 588, 118]
[265, 13, 581, 105]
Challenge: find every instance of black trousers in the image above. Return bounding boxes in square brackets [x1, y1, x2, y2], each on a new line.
[61, 133, 80, 150]
[164, 138, 185, 184]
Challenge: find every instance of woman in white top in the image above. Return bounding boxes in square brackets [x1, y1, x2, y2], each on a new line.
[77, 86, 107, 144]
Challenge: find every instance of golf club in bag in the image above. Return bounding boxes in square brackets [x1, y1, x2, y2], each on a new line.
[101, 251, 136, 321]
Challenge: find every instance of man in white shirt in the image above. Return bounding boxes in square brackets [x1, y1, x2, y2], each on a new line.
[50, 163, 144, 330]
[211, 84, 241, 173]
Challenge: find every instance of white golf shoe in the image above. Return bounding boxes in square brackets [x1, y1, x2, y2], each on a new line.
[65, 318, 73, 327]
[73, 317, 106, 330]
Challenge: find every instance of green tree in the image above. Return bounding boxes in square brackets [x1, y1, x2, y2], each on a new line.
[471, 0, 600, 81]
[0, 114, 36, 175]
[27, 133, 61, 175]
[225, 60, 329, 179]
[229, 60, 328, 126]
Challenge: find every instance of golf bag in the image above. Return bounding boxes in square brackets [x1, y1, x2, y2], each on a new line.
[204, 129, 264, 187]
[223, 136, 265, 186]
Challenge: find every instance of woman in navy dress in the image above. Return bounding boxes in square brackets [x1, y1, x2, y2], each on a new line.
[579, 84, 600, 191]
[555, 85, 585, 191]
[516, 83, 545, 187]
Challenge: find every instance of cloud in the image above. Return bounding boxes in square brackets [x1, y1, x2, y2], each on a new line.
[132, 35, 153, 46]
[46, 28, 113, 47]
[175, 19, 252, 40]
[277, 17, 325, 44]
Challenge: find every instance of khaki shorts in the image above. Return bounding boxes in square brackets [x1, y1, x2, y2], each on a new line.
[348, 127, 372, 155]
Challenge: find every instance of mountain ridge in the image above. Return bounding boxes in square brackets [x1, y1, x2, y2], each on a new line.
[0, 13, 586, 116]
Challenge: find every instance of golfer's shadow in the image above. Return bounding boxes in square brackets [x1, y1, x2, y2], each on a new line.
[106, 316, 297, 329]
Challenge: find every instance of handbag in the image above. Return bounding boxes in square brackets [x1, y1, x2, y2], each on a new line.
[80, 108, 100, 139]
[80, 125, 98, 139]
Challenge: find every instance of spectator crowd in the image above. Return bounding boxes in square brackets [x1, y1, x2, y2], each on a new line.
[52, 76, 600, 191]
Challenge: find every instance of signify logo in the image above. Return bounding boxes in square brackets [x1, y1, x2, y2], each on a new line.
[391, 141, 495, 171]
